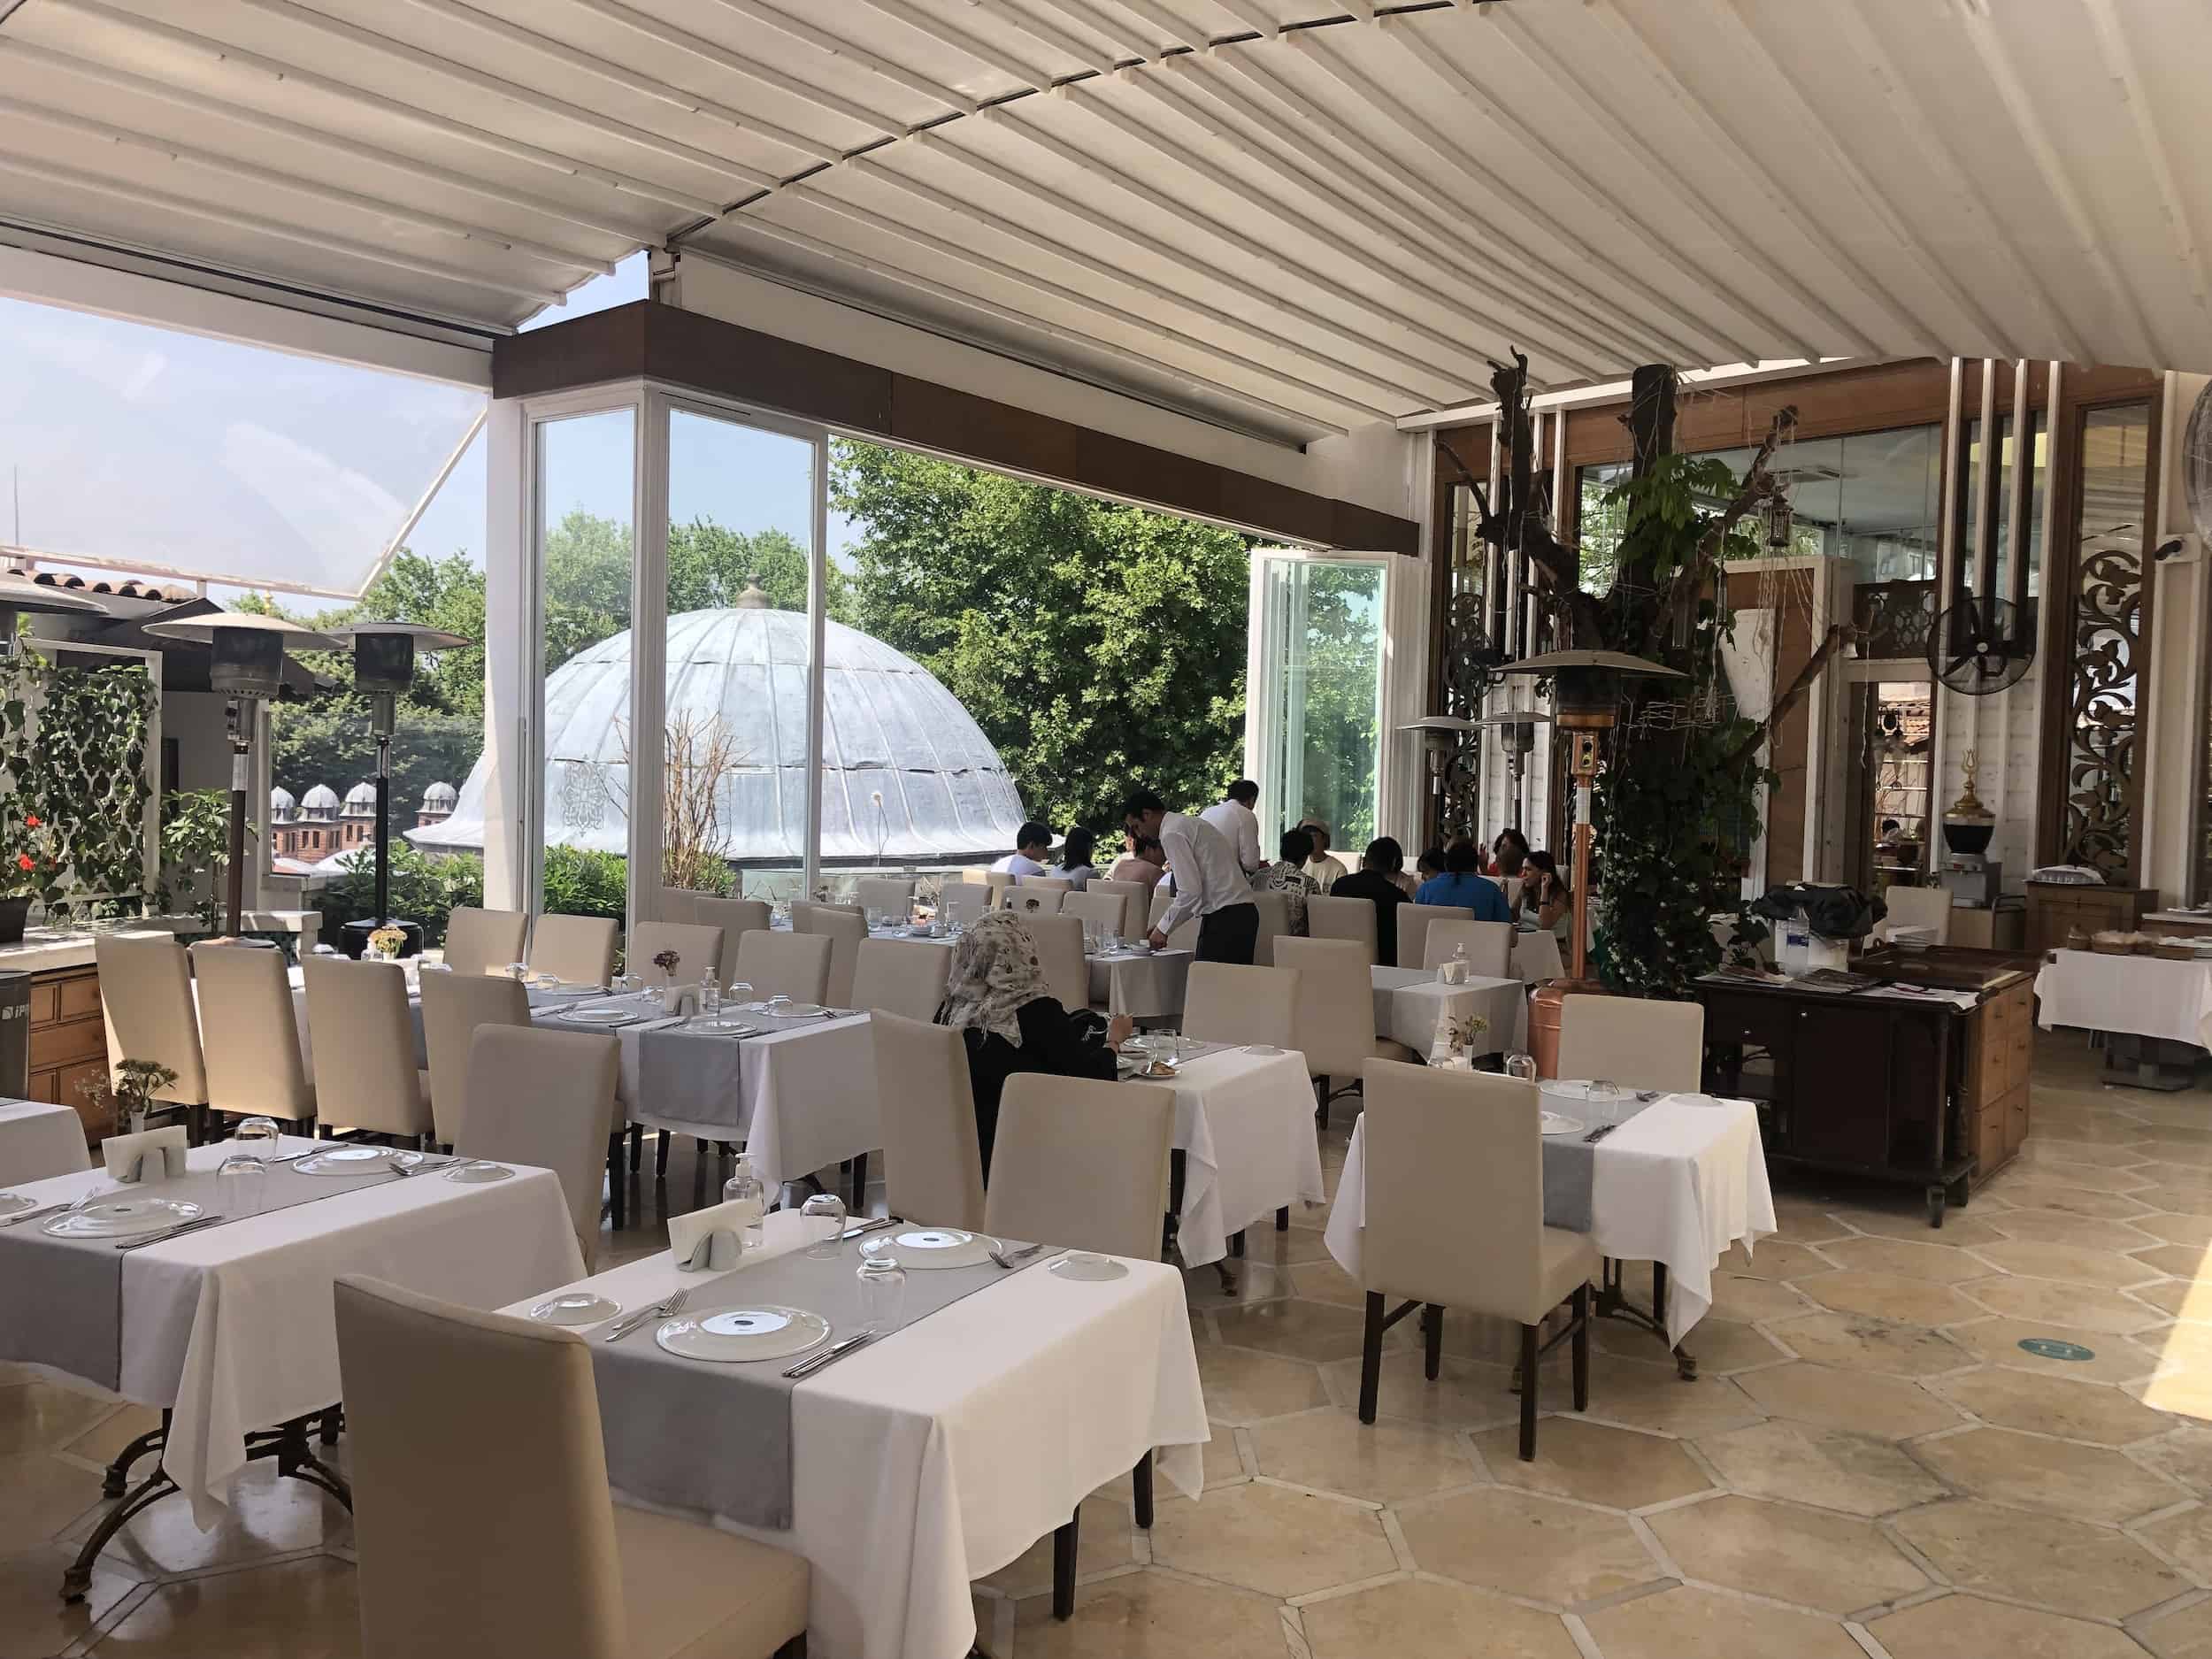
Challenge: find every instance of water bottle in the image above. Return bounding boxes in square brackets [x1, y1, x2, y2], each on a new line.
[700, 972, 721, 1020]
[1448, 941, 1469, 984]
[721, 1156, 767, 1251]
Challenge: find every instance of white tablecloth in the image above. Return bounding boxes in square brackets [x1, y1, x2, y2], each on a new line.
[0, 1098, 90, 1182]
[1089, 947, 1193, 1018]
[508, 1211, 1208, 1659]
[2036, 949, 2212, 1048]
[6, 1135, 584, 1524]
[1371, 966, 1526, 1056]
[1156, 1048, 1324, 1266]
[1323, 1088, 1774, 1346]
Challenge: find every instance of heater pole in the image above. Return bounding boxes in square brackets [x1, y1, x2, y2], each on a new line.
[226, 698, 249, 940]
[1569, 731, 1598, 984]
[372, 692, 395, 929]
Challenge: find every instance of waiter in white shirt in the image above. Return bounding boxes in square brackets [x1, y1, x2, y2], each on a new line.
[1198, 780, 1264, 879]
[1122, 788, 1258, 964]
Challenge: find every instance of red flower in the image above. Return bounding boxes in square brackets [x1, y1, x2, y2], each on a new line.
[14, 855, 30, 872]
[22, 815, 38, 828]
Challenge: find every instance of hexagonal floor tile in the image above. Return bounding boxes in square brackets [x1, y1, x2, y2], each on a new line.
[90, 1555, 359, 1658]
[1945, 1317, 2160, 1384]
[1647, 1493, 1926, 1614]
[1010, 1568, 1287, 1659]
[1990, 1183, 2156, 1222]
[1702, 1271, 1820, 1323]
[1832, 1208, 2010, 1247]
[2137, 1502, 2212, 1580]
[1212, 1297, 1388, 1364]
[1893, 1498, 2185, 1619]
[1317, 1355, 1519, 1431]
[2133, 1279, 2212, 1322]
[0, 1545, 137, 1659]
[1694, 1419, 1946, 1517]
[0, 1382, 117, 1459]
[1299, 1575, 1581, 1659]
[1734, 1362, 1963, 1439]
[1916, 1425, 2184, 1524]
[1181, 1259, 1295, 1307]
[1245, 1409, 1474, 1504]
[2140, 1596, 2212, 1659]
[1936, 1365, 2171, 1445]
[1394, 1486, 1661, 1607]
[1990, 1209, 2161, 1252]
[57, 1459, 351, 1582]
[1715, 1239, 1835, 1280]
[1818, 1235, 1993, 1284]
[2132, 1427, 2212, 1496]
[1145, 1481, 1394, 1599]
[2133, 1242, 2212, 1279]
[1581, 1583, 1865, 1659]
[2142, 1367, 2212, 1421]
[1595, 1316, 1783, 1375]
[1797, 1271, 1987, 1327]
[2022, 1139, 2156, 1169]
[1229, 1224, 1335, 1269]
[1765, 1311, 1972, 1377]
[1962, 1275, 2170, 1334]
[2133, 1212, 2212, 1248]
[1472, 1417, 1711, 1511]
[1579, 1356, 1764, 1439]
[1871, 1591, 2153, 1659]
[1285, 1256, 1369, 1309]
[0, 1454, 104, 1555]
[979, 1494, 1135, 1599]
[1972, 1240, 2166, 1289]
[2135, 1188, 2212, 1220]
[1194, 1342, 1328, 1426]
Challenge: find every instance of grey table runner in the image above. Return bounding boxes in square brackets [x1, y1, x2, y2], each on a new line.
[0, 1155, 431, 1391]
[593, 1231, 1041, 1530]
[630, 1010, 864, 1133]
[1540, 1093, 1656, 1233]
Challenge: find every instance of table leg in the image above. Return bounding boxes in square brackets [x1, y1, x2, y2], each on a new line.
[1052, 1509, 1079, 1620]
[849, 1152, 868, 1211]
[1133, 1451, 1153, 1529]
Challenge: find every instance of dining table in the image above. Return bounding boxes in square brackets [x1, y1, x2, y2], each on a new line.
[511, 1209, 1208, 1659]
[834, 920, 1195, 1020]
[1371, 965, 1527, 1056]
[1125, 1042, 1324, 1266]
[0, 1097, 91, 1182]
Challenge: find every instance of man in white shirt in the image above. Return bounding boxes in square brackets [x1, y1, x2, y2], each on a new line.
[989, 821, 1053, 879]
[1198, 780, 1263, 879]
[1297, 818, 1350, 889]
[1122, 788, 1257, 964]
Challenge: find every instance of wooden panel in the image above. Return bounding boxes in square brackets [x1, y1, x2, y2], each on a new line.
[56, 971, 100, 1022]
[1725, 566, 1813, 887]
[30, 1018, 104, 1071]
[27, 980, 57, 1025]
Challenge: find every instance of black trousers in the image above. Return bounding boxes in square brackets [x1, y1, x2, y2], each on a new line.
[1196, 902, 1259, 965]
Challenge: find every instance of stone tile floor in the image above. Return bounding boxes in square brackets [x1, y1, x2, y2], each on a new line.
[12, 1033, 2212, 1655]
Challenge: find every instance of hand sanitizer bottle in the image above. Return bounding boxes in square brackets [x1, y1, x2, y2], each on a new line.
[721, 1156, 767, 1251]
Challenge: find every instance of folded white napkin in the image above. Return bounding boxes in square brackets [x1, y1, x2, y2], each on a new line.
[668, 1197, 757, 1271]
[102, 1125, 188, 1184]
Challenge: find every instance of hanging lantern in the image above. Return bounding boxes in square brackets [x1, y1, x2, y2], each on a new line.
[1763, 488, 1793, 552]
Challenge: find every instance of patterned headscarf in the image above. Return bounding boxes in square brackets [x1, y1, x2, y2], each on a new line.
[936, 910, 1049, 1048]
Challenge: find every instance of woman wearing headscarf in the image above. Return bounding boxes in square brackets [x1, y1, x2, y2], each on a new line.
[935, 910, 1133, 1179]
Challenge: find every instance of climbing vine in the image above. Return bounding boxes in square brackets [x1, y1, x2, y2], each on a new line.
[0, 656, 155, 912]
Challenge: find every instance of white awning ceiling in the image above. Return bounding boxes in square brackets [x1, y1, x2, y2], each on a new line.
[0, 0, 2206, 445]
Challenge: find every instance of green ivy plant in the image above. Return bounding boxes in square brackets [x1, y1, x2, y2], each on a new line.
[157, 788, 253, 930]
[0, 656, 154, 916]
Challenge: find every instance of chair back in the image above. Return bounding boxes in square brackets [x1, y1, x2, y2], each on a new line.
[442, 907, 527, 978]
[940, 884, 989, 927]
[1881, 885, 1953, 946]
[792, 902, 866, 1005]
[688, 897, 771, 983]
[854, 876, 915, 919]
[1088, 878, 1147, 939]
[1025, 914, 1090, 1011]
[302, 956, 429, 1140]
[1270, 936, 1377, 1078]
[1060, 889, 1126, 943]
[334, 1274, 629, 1659]
[189, 942, 314, 1122]
[1515, 929, 1565, 983]
[626, 921, 723, 990]
[1362, 1059, 1543, 1313]
[97, 933, 206, 1105]
[1145, 886, 1199, 950]
[983, 872, 1016, 895]
[733, 930, 833, 1004]
[1249, 888, 1291, 966]
[1424, 918, 1515, 978]
[984, 1074, 1173, 1261]
[1016, 874, 1072, 893]
[1555, 994, 1705, 1094]
[456, 1025, 617, 1265]
[867, 1010, 984, 1231]
[997, 887, 1063, 917]
[1398, 903, 1473, 970]
[419, 972, 530, 1146]
[528, 913, 618, 987]
[850, 939, 953, 1023]
[1182, 964, 1298, 1049]
[1306, 894, 1378, 963]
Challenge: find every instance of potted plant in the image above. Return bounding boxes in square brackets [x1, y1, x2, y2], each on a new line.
[0, 805, 65, 944]
[365, 924, 409, 962]
[157, 788, 254, 932]
[79, 1057, 180, 1136]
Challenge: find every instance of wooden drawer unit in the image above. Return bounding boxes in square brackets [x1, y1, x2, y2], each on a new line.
[27, 965, 108, 1142]
[2026, 884, 2153, 954]
[1962, 979, 2033, 1183]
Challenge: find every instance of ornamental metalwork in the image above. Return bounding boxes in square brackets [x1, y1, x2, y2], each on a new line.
[2059, 540, 2142, 878]
[1853, 579, 1937, 661]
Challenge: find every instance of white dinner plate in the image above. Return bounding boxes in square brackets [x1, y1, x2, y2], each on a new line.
[531, 1291, 619, 1325]
[533, 981, 601, 998]
[774, 1002, 827, 1018]
[1540, 1111, 1585, 1137]
[558, 1006, 641, 1027]
[860, 1227, 999, 1271]
[1051, 1252, 1128, 1282]
[44, 1197, 204, 1239]
[0, 1191, 34, 1217]
[293, 1146, 420, 1176]
[656, 1305, 831, 1363]
[445, 1162, 513, 1184]
[1242, 1044, 1285, 1056]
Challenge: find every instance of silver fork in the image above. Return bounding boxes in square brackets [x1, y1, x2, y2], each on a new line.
[988, 1242, 1046, 1271]
[603, 1286, 691, 1343]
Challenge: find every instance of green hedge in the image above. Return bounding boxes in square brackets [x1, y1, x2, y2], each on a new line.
[541, 845, 626, 924]
[317, 845, 484, 949]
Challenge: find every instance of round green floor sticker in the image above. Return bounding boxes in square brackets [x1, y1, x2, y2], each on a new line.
[2017, 1337, 2095, 1362]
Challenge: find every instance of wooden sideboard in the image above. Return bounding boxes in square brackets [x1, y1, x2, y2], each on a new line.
[2025, 883, 2154, 954]
[28, 964, 107, 1141]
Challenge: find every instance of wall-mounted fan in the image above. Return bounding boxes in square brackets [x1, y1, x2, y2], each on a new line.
[1925, 591, 2032, 695]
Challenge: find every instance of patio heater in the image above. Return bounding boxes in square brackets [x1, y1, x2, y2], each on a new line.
[1395, 716, 1475, 844]
[324, 624, 472, 960]
[144, 613, 340, 941]
[1471, 710, 1554, 833]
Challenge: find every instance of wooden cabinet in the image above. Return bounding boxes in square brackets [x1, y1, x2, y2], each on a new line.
[1962, 978, 2033, 1183]
[2026, 884, 2154, 954]
[27, 964, 108, 1143]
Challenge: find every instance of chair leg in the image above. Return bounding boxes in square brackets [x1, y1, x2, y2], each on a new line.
[1132, 1450, 1153, 1529]
[1229, 1229, 1244, 1258]
[1051, 1509, 1079, 1620]
[1423, 1303, 1443, 1381]
[849, 1151, 868, 1211]
[655, 1130, 672, 1179]
[1313, 1074, 1328, 1126]
[629, 1122, 644, 1171]
[772, 1637, 807, 1659]
[1358, 1292, 1385, 1425]
[605, 1133, 626, 1231]
[1276, 1205, 1289, 1232]
[1571, 1284, 1591, 1413]
[1519, 1322, 1540, 1461]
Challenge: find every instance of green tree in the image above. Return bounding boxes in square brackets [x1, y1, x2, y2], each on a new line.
[667, 519, 852, 623]
[831, 440, 1250, 833]
[1291, 565, 1383, 848]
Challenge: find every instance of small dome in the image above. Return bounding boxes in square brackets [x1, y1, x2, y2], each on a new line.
[301, 784, 341, 818]
[341, 781, 376, 816]
[421, 780, 457, 810]
[269, 786, 296, 820]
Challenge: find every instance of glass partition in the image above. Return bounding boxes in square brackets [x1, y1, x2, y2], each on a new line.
[1254, 555, 1387, 854]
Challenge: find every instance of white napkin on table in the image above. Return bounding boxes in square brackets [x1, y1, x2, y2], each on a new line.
[668, 1197, 757, 1271]
[102, 1125, 188, 1184]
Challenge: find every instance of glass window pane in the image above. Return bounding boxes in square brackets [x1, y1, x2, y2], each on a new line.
[1261, 559, 1385, 856]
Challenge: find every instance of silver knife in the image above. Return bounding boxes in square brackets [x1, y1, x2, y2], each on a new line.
[838, 1216, 902, 1241]
[116, 1214, 229, 1250]
[785, 1331, 877, 1378]
[0, 1200, 75, 1228]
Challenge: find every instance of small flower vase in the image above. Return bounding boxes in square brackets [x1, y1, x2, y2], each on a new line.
[127, 1105, 149, 1136]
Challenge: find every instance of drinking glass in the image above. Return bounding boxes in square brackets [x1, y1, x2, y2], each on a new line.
[727, 979, 756, 1012]
[772, 899, 791, 929]
[233, 1116, 281, 1161]
[799, 1192, 847, 1258]
[1503, 1051, 1538, 1083]
[218, 1114, 280, 1207]
[1101, 927, 1119, 954]
[612, 972, 639, 998]
[506, 960, 529, 982]
[856, 1256, 907, 1334]
[764, 995, 794, 1019]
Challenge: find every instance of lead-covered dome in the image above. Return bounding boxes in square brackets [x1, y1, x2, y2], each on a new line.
[412, 607, 1025, 865]
[300, 783, 341, 818]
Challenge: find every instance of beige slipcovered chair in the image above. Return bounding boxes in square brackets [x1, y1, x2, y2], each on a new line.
[983, 871, 1015, 898]
[997, 886, 1063, 918]
[302, 956, 432, 1143]
[1306, 894, 1378, 964]
[333, 1274, 809, 1659]
[626, 922, 724, 991]
[690, 897, 771, 984]
[189, 942, 316, 1129]
[1423, 918, 1516, 979]
[1397, 904, 1473, 971]
[850, 939, 952, 1024]
[939, 883, 989, 928]
[1088, 878, 1148, 940]
[1144, 887, 1199, 951]
[1271, 936, 1413, 1125]
[97, 933, 208, 1136]
[1059, 889, 1126, 943]
[854, 876, 915, 919]
[792, 902, 865, 1007]
[419, 971, 530, 1148]
[733, 930, 833, 1005]
[1515, 929, 1566, 983]
[456, 1025, 618, 1270]
[530, 913, 618, 988]
[1356, 1059, 1596, 1460]
[442, 906, 527, 978]
[1016, 874, 1072, 893]
[1555, 994, 1705, 1094]
[1025, 914, 1090, 1012]
[1181, 964, 1299, 1050]
[868, 1010, 983, 1231]
[1249, 888, 1291, 966]
[1880, 884, 1954, 946]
